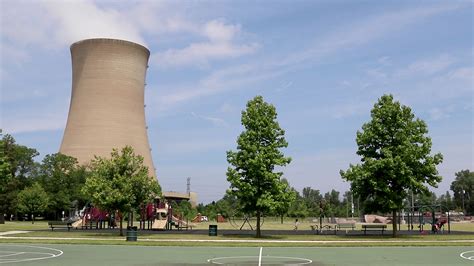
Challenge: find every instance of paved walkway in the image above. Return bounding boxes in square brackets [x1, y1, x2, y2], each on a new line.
[1, 235, 474, 244]
[0, 231, 30, 236]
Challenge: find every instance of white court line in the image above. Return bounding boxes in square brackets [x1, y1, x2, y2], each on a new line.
[0, 252, 25, 258]
[460, 250, 474, 261]
[0, 245, 63, 264]
[207, 256, 312, 265]
[258, 247, 262, 266]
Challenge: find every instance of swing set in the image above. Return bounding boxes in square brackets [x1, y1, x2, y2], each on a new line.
[404, 204, 451, 234]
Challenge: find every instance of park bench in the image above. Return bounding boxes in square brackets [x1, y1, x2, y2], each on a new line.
[335, 223, 356, 234]
[361, 224, 387, 235]
[48, 221, 72, 231]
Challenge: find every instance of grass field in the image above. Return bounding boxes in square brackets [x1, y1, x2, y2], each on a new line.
[2, 219, 474, 232]
[1, 220, 473, 247]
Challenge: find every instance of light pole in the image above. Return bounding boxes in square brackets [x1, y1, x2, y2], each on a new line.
[462, 188, 466, 216]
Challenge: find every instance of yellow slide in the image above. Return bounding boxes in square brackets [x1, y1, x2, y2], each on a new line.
[152, 219, 167, 230]
[71, 219, 83, 229]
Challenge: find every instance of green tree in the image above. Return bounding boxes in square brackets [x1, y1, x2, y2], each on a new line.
[37, 153, 88, 219]
[227, 96, 291, 238]
[0, 133, 39, 219]
[450, 170, 474, 215]
[172, 200, 197, 224]
[340, 94, 443, 237]
[324, 189, 343, 218]
[17, 183, 49, 224]
[301, 187, 323, 216]
[287, 191, 309, 218]
[437, 191, 454, 211]
[272, 178, 297, 223]
[82, 146, 161, 236]
[0, 131, 12, 223]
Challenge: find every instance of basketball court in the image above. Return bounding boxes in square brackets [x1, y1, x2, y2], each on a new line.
[1, 244, 473, 265]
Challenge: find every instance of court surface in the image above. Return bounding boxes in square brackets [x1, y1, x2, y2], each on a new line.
[1, 244, 473, 265]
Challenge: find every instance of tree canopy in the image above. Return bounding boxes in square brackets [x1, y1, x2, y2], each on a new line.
[82, 146, 161, 235]
[17, 183, 49, 224]
[36, 153, 88, 219]
[0, 133, 39, 220]
[226, 95, 292, 237]
[340, 94, 443, 237]
[450, 170, 473, 215]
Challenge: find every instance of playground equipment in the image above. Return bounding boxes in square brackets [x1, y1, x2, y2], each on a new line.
[151, 207, 168, 230]
[77, 205, 120, 229]
[229, 215, 265, 230]
[404, 204, 451, 234]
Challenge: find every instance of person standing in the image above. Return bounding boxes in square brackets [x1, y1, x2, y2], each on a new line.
[294, 219, 299, 230]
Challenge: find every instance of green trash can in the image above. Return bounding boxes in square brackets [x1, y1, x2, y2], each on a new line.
[209, 224, 217, 236]
[126, 226, 138, 241]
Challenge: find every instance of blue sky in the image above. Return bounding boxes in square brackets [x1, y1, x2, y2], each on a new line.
[1, 0, 473, 204]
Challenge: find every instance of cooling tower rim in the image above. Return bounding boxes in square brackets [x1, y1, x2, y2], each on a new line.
[70, 38, 150, 56]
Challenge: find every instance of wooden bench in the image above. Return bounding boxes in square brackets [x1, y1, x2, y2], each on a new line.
[335, 223, 356, 234]
[361, 224, 387, 235]
[48, 221, 72, 231]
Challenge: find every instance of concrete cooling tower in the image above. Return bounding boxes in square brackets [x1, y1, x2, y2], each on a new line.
[60, 38, 156, 178]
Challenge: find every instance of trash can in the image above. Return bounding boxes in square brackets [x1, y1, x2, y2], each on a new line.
[126, 226, 138, 241]
[209, 224, 217, 236]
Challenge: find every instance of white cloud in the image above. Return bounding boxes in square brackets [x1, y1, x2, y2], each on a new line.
[1, 1, 257, 66]
[2, 114, 66, 134]
[153, 20, 259, 68]
[147, 4, 467, 113]
[43, 1, 146, 47]
[155, 41, 258, 68]
[395, 54, 456, 77]
[191, 112, 229, 127]
[428, 107, 453, 121]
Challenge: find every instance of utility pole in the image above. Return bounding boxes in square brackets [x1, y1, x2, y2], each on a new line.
[351, 193, 354, 219]
[186, 177, 191, 194]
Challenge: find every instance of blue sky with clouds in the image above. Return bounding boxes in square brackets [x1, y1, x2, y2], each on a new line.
[1, 0, 472, 203]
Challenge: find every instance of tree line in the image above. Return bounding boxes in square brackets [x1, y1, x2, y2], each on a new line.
[0, 132, 160, 235]
[1, 94, 473, 237]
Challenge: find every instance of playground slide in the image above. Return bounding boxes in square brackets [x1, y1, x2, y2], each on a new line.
[172, 216, 188, 227]
[71, 219, 82, 229]
[152, 219, 167, 230]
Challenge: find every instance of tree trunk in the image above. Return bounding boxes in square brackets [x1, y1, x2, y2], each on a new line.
[32, 214, 35, 224]
[130, 212, 134, 227]
[0, 213, 5, 224]
[119, 217, 123, 236]
[256, 211, 261, 238]
[392, 210, 397, 237]
[280, 214, 283, 224]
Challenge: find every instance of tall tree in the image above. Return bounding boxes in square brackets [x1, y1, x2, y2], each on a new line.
[37, 153, 88, 219]
[340, 94, 443, 237]
[17, 183, 50, 224]
[272, 178, 297, 224]
[227, 96, 291, 238]
[437, 191, 454, 211]
[301, 187, 323, 216]
[450, 170, 473, 215]
[0, 133, 39, 219]
[82, 146, 161, 236]
[0, 131, 12, 223]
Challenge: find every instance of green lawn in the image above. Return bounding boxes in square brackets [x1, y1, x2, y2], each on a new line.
[1, 220, 473, 247]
